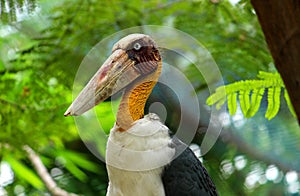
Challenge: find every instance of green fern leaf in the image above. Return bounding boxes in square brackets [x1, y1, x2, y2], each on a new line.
[265, 87, 274, 119]
[227, 92, 237, 115]
[206, 86, 226, 106]
[239, 89, 251, 117]
[284, 89, 296, 117]
[206, 71, 296, 120]
[257, 71, 275, 79]
[257, 71, 282, 83]
[265, 86, 281, 120]
[246, 88, 265, 117]
[216, 97, 227, 110]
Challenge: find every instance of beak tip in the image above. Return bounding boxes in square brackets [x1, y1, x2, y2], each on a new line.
[64, 107, 74, 117]
[64, 111, 71, 117]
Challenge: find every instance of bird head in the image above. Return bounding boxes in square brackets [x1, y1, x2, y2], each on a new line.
[64, 34, 162, 117]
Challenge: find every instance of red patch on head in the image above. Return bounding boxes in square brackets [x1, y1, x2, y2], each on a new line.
[98, 62, 111, 82]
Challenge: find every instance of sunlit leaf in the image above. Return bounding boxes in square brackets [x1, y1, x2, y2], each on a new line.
[247, 88, 264, 117]
[265, 87, 281, 120]
[227, 92, 237, 115]
[207, 71, 291, 120]
[60, 150, 100, 173]
[4, 156, 44, 190]
[239, 89, 251, 117]
[284, 89, 296, 117]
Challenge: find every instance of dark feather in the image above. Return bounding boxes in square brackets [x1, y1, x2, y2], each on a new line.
[162, 137, 218, 196]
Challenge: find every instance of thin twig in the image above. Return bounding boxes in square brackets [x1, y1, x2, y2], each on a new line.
[23, 145, 79, 196]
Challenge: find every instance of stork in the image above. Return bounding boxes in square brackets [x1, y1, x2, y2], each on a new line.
[64, 34, 218, 196]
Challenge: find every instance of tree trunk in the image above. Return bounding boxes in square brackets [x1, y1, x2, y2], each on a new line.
[251, 0, 300, 124]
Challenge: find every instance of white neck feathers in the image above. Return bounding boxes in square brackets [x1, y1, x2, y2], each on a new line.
[106, 113, 175, 196]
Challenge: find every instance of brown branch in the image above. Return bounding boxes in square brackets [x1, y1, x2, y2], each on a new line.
[23, 145, 79, 196]
[251, 0, 300, 124]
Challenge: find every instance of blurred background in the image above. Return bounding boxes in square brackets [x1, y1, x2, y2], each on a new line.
[0, 0, 299, 195]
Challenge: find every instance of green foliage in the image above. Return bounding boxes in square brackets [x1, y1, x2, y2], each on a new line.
[1, 0, 300, 195]
[4, 155, 44, 190]
[175, 0, 272, 83]
[0, 0, 37, 24]
[207, 71, 296, 119]
[51, 149, 101, 182]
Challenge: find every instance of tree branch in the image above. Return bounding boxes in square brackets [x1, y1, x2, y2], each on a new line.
[251, 0, 300, 124]
[23, 145, 79, 196]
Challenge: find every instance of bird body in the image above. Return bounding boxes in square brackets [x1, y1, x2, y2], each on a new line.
[65, 34, 218, 196]
[106, 113, 173, 196]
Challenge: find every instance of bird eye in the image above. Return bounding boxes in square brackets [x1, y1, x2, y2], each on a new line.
[133, 42, 142, 51]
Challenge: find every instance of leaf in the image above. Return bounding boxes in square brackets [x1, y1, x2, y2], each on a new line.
[4, 156, 44, 190]
[216, 97, 227, 110]
[206, 86, 226, 106]
[265, 87, 274, 119]
[206, 71, 295, 120]
[63, 158, 88, 182]
[54, 149, 102, 182]
[265, 87, 281, 120]
[239, 89, 251, 117]
[257, 71, 277, 80]
[61, 150, 100, 173]
[247, 88, 265, 117]
[55, 153, 87, 182]
[284, 89, 296, 117]
[227, 92, 237, 115]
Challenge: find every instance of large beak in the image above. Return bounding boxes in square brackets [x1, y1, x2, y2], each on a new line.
[64, 49, 140, 116]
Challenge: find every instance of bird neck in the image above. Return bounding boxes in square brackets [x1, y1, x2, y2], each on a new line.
[116, 64, 162, 131]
